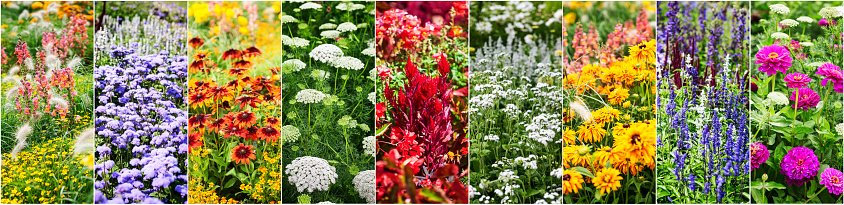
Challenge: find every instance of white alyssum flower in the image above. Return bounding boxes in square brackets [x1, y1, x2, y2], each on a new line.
[281, 15, 298, 23]
[282, 125, 301, 143]
[362, 136, 376, 157]
[769, 4, 790, 15]
[337, 22, 358, 32]
[368, 92, 376, 104]
[283, 59, 307, 72]
[819, 7, 841, 19]
[799, 42, 814, 47]
[320, 30, 341, 39]
[797, 16, 814, 23]
[286, 156, 338, 192]
[767, 92, 789, 105]
[300, 2, 322, 10]
[779, 19, 798, 27]
[331, 56, 364, 70]
[362, 47, 376, 57]
[309, 44, 344, 63]
[475, 21, 493, 33]
[352, 170, 376, 204]
[771, 32, 789, 40]
[836, 123, 844, 136]
[296, 89, 327, 104]
[319, 23, 337, 30]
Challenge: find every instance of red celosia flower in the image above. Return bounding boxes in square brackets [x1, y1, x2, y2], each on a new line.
[189, 36, 204, 48]
[231, 143, 256, 164]
[222, 49, 243, 60]
[259, 126, 280, 142]
[243, 46, 262, 57]
[232, 111, 257, 128]
[376, 102, 387, 119]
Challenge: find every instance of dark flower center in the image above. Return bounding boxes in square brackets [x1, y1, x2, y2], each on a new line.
[644, 121, 650, 124]
[639, 44, 647, 49]
[563, 174, 570, 181]
[623, 123, 630, 128]
[630, 134, 640, 145]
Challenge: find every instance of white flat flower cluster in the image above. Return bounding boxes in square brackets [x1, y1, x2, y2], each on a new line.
[352, 170, 376, 204]
[337, 22, 358, 32]
[819, 7, 842, 19]
[309, 44, 344, 63]
[296, 89, 327, 104]
[367, 92, 376, 104]
[300, 2, 322, 10]
[336, 3, 366, 11]
[769, 4, 790, 15]
[362, 136, 376, 157]
[282, 125, 301, 143]
[836, 123, 844, 136]
[320, 30, 341, 39]
[331, 56, 364, 70]
[283, 59, 307, 72]
[779, 19, 798, 27]
[319, 23, 338, 30]
[286, 156, 338, 193]
[797, 16, 814, 23]
[771, 32, 789, 40]
[281, 15, 298, 23]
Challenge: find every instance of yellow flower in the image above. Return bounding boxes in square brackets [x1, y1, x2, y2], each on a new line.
[239, 26, 249, 35]
[594, 146, 622, 166]
[607, 87, 630, 105]
[627, 39, 656, 65]
[238, 16, 248, 26]
[31, 2, 43, 9]
[576, 122, 606, 143]
[563, 145, 591, 168]
[562, 128, 576, 145]
[562, 169, 584, 195]
[593, 168, 623, 195]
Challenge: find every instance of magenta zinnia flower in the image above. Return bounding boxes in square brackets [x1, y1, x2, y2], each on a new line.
[816, 63, 844, 93]
[821, 168, 844, 195]
[755, 45, 793, 75]
[790, 88, 821, 111]
[780, 147, 820, 186]
[783, 73, 812, 88]
[750, 143, 769, 170]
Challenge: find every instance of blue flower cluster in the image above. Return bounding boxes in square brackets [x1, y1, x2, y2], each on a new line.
[93, 44, 188, 204]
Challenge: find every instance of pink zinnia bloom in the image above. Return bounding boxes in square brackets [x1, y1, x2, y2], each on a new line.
[755, 45, 793, 75]
[821, 168, 844, 195]
[790, 88, 821, 111]
[816, 63, 844, 93]
[780, 147, 819, 186]
[783, 73, 812, 88]
[750, 143, 769, 170]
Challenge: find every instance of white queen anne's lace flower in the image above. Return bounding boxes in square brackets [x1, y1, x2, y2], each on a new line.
[286, 37, 310, 48]
[799, 42, 814, 47]
[797, 16, 814, 23]
[320, 30, 341, 39]
[361, 47, 376, 57]
[336, 3, 365, 11]
[771, 32, 789, 40]
[836, 123, 844, 136]
[353, 170, 376, 204]
[282, 125, 301, 143]
[300, 2, 322, 10]
[337, 22, 358, 32]
[767, 92, 789, 105]
[309, 44, 344, 63]
[362, 136, 376, 157]
[332, 56, 364, 70]
[281, 15, 298, 23]
[819, 7, 841, 19]
[367, 92, 376, 104]
[779, 19, 798, 27]
[286, 156, 338, 192]
[319, 23, 337, 30]
[769, 4, 790, 15]
[283, 59, 307, 72]
[296, 89, 327, 104]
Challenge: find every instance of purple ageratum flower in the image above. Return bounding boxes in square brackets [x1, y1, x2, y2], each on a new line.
[755, 44, 793, 75]
[780, 147, 820, 186]
[790, 88, 821, 111]
[783, 73, 812, 88]
[821, 168, 844, 195]
[750, 143, 769, 170]
[815, 63, 844, 93]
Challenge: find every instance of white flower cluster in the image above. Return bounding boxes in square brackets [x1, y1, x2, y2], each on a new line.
[550, 167, 564, 179]
[771, 32, 789, 40]
[525, 113, 561, 146]
[819, 7, 842, 19]
[331, 56, 364, 70]
[309, 44, 344, 63]
[319, 23, 337, 30]
[283, 37, 310, 48]
[337, 22, 358, 32]
[320, 30, 341, 39]
[337, 3, 366, 11]
[836, 123, 844, 136]
[282, 125, 301, 143]
[283, 59, 307, 72]
[296, 89, 327, 104]
[362, 136, 376, 157]
[513, 155, 538, 170]
[317, 202, 335, 204]
[767, 92, 789, 105]
[769, 4, 790, 15]
[352, 170, 376, 204]
[475, 21, 493, 33]
[797, 16, 814, 23]
[286, 156, 338, 192]
[300, 2, 322, 10]
[368, 92, 376, 104]
[799, 42, 814, 47]
[362, 47, 376, 57]
[483, 134, 500, 142]
[779, 19, 798, 27]
[281, 15, 299, 23]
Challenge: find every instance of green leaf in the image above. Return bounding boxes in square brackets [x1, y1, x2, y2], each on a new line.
[291, 145, 299, 152]
[573, 167, 595, 178]
[793, 126, 814, 135]
[375, 123, 390, 136]
[225, 168, 236, 176]
[418, 188, 447, 203]
[224, 177, 237, 188]
[526, 189, 540, 197]
[767, 181, 787, 190]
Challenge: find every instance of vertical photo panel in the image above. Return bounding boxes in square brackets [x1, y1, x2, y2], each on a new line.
[186, 1, 282, 204]
[93, 1, 188, 204]
[655, 1, 750, 204]
[374, 1, 470, 204]
[750, 1, 844, 204]
[280, 1, 376, 204]
[1, 1, 95, 203]
[468, 1, 564, 204]
[562, 1, 656, 203]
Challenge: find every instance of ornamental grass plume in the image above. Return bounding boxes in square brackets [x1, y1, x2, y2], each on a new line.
[10, 123, 33, 159]
[780, 147, 820, 186]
